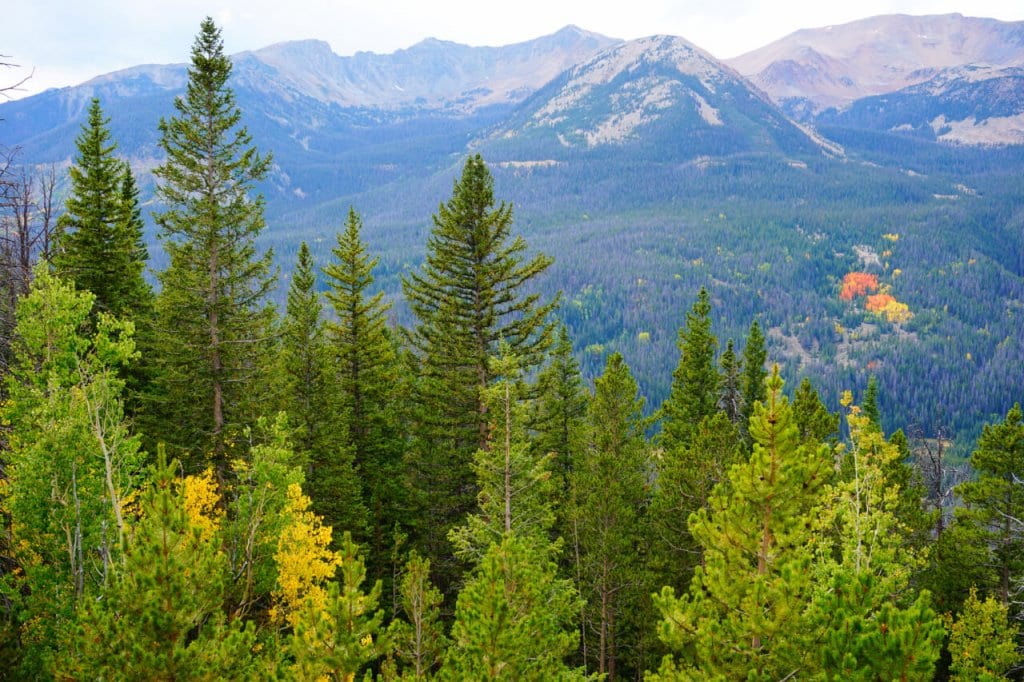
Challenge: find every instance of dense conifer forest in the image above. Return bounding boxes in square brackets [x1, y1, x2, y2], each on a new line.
[2, 19, 1023, 681]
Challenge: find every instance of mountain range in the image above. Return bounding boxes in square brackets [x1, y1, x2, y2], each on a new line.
[2, 12, 1023, 444]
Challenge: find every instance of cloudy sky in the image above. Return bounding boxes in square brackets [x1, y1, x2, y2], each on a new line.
[3, 0, 1021, 99]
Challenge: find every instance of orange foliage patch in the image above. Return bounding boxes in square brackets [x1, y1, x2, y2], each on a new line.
[839, 272, 879, 301]
[864, 293, 895, 312]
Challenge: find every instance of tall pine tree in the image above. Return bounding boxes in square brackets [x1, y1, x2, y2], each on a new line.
[402, 155, 557, 594]
[149, 17, 275, 469]
[661, 287, 718, 451]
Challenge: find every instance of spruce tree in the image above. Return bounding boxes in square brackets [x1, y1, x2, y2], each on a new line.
[571, 352, 651, 679]
[863, 375, 882, 431]
[54, 98, 151, 320]
[323, 207, 402, 570]
[717, 338, 742, 425]
[149, 17, 275, 469]
[402, 154, 557, 592]
[792, 376, 839, 447]
[531, 323, 588, 480]
[739, 319, 767, 443]
[954, 403, 1024, 606]
[661, 287, 718, 451]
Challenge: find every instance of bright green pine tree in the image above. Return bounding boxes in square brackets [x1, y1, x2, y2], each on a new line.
[954, 403, 1024, 606]
[571, 352, 651, 680]
[401, 154, 557, 594]
[717, 339, 742, 425]
[531, 322, 588, 482]
[60, 454, 258, 680]
[54, 98, 151, 320]
[651, 369, 832, 681]
[440, 534, 585, 682]
[2, 266, 143, 677]
[946, 588, 1022, 681]
[149, 17, 275, 470]
[322, 207, 402, 573]
[792, 376, 840, 447]
[661, 287, 719, 451]
[449, 346, 559, 562]
[738, 319, 767, 443]
[287, 531, 388, 681]
[390, 551, 449, 681]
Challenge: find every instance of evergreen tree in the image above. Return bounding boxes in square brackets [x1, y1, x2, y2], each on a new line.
[402, 154, 557, 593]
[54, 98, 151, 319]
[650, 411, 739, 595]
[287, 532, 387, 680]
[863, 375, 882, 431]
[61, 455, 258, 680]
[323, 207, 402, 571]
[531, 323, 588, 481]
[954, 404, 1024, 606]
[652, 369, 832, 680]
[571, 353, 651, 680]
[717, 338, 742, 425]
[440, 535, 584, 681]
[149, 17, 275, 470]
[792, 377, 839, 447]
[449, 346, 559, 562]
[390, 552, 448, 680]
[661, 287, 718, 451]
[739, 319, 767, 443]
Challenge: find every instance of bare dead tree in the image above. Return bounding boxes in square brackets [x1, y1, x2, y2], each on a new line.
[908, 420, 970, 538]
[0, 55, 33, 100]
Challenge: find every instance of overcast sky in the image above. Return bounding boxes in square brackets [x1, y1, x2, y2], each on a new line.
[4, 0, 1022, 100]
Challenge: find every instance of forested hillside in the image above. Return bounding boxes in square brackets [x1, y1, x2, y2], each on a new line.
[2, 17, 1024, 681]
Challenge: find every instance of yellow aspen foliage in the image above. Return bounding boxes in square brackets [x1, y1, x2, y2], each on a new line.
[271, 483, 341, 627]
[182, 467, 223, 541]
[882, 233, 899, 242]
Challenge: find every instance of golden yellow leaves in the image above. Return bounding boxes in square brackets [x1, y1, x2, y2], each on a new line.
[270, 483, 340, 628]
[182, 468, 223, 541]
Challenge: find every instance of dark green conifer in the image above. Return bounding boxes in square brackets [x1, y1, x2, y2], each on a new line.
[402, 154, 557, 593]
[323, 207, 403, 579]
[739, 319, 767, 443]
[717, 338, 742, 424]
[661, 287, 718, 451]
[792, 377, 839, 447]
[55, 98, 151, 319]
[149, 17, 275, 469]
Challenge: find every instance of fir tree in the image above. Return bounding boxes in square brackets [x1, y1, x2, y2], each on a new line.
[954, 403, 1024, 606]
[402, 154, 557, 593]
[531, 323, 588, 481]
[54, 98, 151, 320]
[149, 17, 275, 469]
[571, 352, 651, 680]
[717, 338, 742, 425]
[863, 375, 882, 431]
[739, 319, 767, 443]
[661, 287, 718, 451]
[792, 376, 839, 447]
[323, 207, 402, 571]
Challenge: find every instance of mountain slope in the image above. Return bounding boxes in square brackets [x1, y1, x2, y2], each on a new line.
[481, 35, 838, 162]
[729, 13, 1024, 117]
